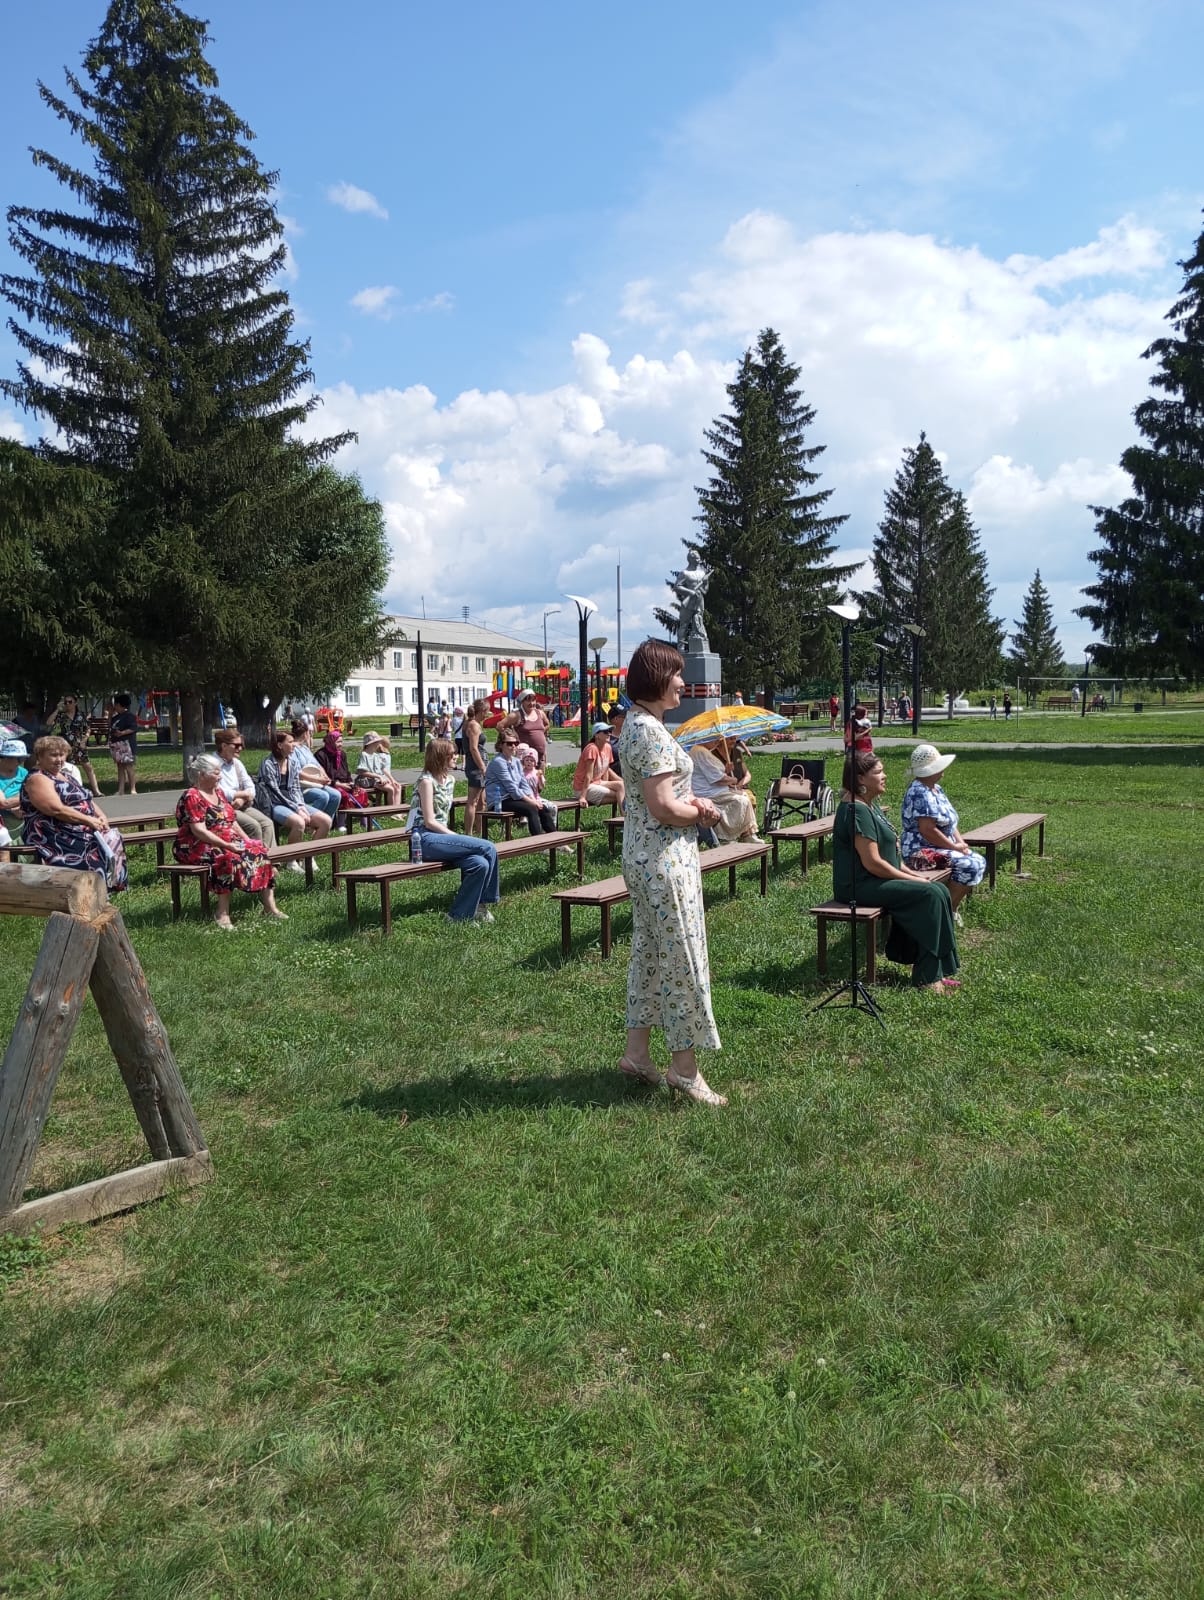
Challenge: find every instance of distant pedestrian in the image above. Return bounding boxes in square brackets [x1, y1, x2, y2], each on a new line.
[828, 693, 839, 733]
[989, 695, 997, 720]
[1003, 692, 1012, 721]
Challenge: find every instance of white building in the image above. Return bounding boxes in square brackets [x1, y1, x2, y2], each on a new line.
[331, 615, 541, 715]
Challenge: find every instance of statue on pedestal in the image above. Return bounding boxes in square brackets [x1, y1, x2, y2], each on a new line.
[671, 566, 711, 656]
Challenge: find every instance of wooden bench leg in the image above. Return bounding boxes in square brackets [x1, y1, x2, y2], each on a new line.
[772, 837, 780, 870]
[155, 840, 165, 867]
[817, 836, 827, 862]
[800, 838, 809, 875]
[547, 846, 556, 880]
[816, 918, 828, 976]
[347, 882, 358, 929]
[561, 901, 572, 956]
[759, 852, 768, 895]
[865, 919, 877, 984]
[986, 844, 997, 889]
[198, 877, 210, 918]
[1038, 820, 1045, 857]
[576, 837, 584, 877]
[503, 815, 514, 841]
[304, 855, 314, 889]
[330, 849, 341, 884]
[380, 881, 392, 936]
[600, 903, 612, 959]
[170, 873, 181, 922]
[728, 862, 737, 896]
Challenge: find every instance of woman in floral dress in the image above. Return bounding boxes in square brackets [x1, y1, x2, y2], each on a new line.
[617, 640, 727, 1106]
[175, 754, 285, 929]
[20, 735, 127, 889]
[899, 743, 986, 924]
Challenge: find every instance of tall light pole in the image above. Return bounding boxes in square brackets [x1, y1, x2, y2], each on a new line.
[541, 607, 560, 670]
[873, 641, 889, 727]
[589, 636, 608, 720]
[828, 602, 860, 749]
[902, 623, 925, 734]
[565, 594, 597, 751]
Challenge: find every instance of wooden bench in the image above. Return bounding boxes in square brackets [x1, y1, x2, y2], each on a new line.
[962, 812, 1047, 889]
[16, 828, 178, 867]
[769, 816, 835, 871]
[112, 809, 175, 832]
[808, 869, 952, 983]
[551, 839, 770, 958]
[156, 827, 414, 914]
[606, 816, 624, 856]
[448, 798, 517, 840]
[338, 799, 408, 833]
[1045, 696, 1074, 710]
[339, 830, 586, 933]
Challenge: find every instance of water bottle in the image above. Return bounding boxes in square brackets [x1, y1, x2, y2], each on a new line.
[410, 827, 422, 863]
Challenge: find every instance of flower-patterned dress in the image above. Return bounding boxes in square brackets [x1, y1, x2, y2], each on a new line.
[19, 771, 127, 889]
[900, 781, 987, 887]
[174, 787, 276, 893]
[618, 707, 720, 1053]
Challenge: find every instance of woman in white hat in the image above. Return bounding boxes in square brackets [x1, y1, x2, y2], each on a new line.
[900, 743, 986, 923]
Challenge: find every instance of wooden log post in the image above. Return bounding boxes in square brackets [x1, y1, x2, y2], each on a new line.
[88, 910, 207, 1161]
[0, 863, 108, 921]
[0, 912, 100, 1219]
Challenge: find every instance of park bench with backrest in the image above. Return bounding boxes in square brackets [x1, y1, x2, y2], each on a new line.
[1045, 695, 1074, 710]
[336, 829, 586, 933]
[768, 815, 835, 871]
[808, 868, 952, 984]
[961, 812, 1047, 888]
[550, 839, 770, 958]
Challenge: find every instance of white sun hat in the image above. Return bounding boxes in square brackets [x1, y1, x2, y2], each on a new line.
[908, 743, 956, 778]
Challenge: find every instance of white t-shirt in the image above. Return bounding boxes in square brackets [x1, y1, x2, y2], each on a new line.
[217, 756, 253, 800]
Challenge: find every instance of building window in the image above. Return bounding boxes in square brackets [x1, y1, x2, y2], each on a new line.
[409, 651, 417, 669]
[345, 685, 360, 707]
[492, 658, 500, 673]
[393, 651, 403, 670]
[476, 657, 486, 673]
[394, 687, 404, 709]
[411, 687, 420, 706]
[373, 654, 385, 671]
[375, 686, 385, 706]
[461, 655, 469, 672]
[427, 652, 439, 670]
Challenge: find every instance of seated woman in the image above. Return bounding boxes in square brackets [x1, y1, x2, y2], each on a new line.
[175, 754, 284, 929]
[355, 732, 403, 805]
[313, 729, 373, 818]
[832, 750, 959, 991]
[0, 737, 29, 863]
[213, 728, 275, 847]
[485, 729, 558, 835]
[19, 735, 127, 889]
[408, 739, 500, 923]
[572, 722, 625, 809]
[899, 744, 987, 924]
[690, 738, 757, 841]
[290, 718, 342, 827]
[255, 730, 331, 869]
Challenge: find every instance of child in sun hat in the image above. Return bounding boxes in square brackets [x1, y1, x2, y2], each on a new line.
[355, 731, 402, 804]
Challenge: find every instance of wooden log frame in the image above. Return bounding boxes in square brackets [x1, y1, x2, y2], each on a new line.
[0, 864, 211, 1237]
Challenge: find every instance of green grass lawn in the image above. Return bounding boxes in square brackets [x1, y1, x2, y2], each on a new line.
[1, 744, 1203, 1597]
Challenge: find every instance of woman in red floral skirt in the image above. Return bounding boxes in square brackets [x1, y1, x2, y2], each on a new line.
[174, 754, 285, 929]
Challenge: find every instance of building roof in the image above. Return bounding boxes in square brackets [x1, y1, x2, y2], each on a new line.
[386, 614, 539, 654]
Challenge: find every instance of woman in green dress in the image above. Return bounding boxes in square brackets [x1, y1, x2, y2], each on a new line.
[832, 751, 960, 990]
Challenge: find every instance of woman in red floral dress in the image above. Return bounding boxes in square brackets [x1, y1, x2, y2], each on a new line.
[174, 754, 285, 929]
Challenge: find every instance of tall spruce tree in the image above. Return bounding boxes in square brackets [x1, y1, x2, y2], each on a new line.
[1, 0, 389, 764]
[1076, 214, 1204, 678]
[860, 435, 1004, 720]
[663, 329, 853, 701]
[1008, 569, 1064, 686]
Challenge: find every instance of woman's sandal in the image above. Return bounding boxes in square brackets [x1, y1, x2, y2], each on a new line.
[618, 1057, 665, 1087]
[941, 978, 962, 989]
[665, 1069, 728, 1107]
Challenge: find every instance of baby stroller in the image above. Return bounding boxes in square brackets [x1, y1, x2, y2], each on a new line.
[762, 757, 834, 834]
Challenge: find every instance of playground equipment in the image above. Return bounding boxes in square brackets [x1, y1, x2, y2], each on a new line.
[0, 865, 210, 1236]
[527, 664, 572, 714]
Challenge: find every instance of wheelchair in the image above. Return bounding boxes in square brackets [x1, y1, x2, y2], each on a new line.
[762, 757, 834, 834]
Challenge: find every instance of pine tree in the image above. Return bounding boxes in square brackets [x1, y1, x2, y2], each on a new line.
[1077, 214, 1204, 678]
[1, 0, 388, 763]
[665, 329, 853, 701]
[1007, 569, 1064, 686]
[860, 435, 1004, 720]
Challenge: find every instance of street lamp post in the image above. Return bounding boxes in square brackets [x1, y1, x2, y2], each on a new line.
[828, 602, 860, 749]
[873, 641, 889, 727]
[542, 607, 560, 671]
[565, 594, 598, 751]
[589, 636, 608, 721]
[901, 623, 925, 734]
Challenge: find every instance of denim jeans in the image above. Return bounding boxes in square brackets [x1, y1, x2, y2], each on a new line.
[303, 785, 341, 821]
[416, 830, 500, 920]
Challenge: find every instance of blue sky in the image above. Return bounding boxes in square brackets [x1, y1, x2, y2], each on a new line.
[3, 0, 1202, 668]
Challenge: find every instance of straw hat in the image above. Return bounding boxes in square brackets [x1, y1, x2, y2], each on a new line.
[908, 743, 956, 779]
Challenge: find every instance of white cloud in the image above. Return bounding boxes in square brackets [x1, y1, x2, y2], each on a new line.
[305, 211, 1176, 658]
[326, 181, 389, 221]
[350, 285, 400, 319]
[0, 411, 27, 443]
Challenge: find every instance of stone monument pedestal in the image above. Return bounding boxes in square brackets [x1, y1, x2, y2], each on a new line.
[665, 650, 723, 726]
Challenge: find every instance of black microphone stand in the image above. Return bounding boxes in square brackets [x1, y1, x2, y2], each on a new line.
[810, 614, 885, 1027]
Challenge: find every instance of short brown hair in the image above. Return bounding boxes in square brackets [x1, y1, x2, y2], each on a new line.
[33, 735, 70, 764]
[270, 729, 293, 756]
[423, 738, 455, 778]
[290, 718, 309, 740]
[625, 639, 683, 702]
[842, 749, 882, 796]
